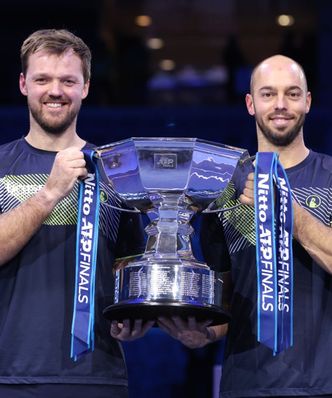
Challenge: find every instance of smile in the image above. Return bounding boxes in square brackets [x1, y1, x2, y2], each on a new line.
[45, 103, 63, 108]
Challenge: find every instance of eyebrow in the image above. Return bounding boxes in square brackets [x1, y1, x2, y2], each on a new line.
[258, 85, 303, 91]
[31, 73, 78, 80]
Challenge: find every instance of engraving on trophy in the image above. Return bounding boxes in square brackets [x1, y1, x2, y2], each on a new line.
[129, 270, 147, 297]
[154, 153, 177, 169]
[95, 137, 252, 324]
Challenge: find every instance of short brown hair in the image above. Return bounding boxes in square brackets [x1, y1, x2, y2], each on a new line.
[20, 29, 91, 83]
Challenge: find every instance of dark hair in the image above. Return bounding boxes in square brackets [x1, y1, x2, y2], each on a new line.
[20, 29, 91, 83]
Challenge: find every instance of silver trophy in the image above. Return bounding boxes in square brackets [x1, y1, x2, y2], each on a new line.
[95, 137, 251, 324]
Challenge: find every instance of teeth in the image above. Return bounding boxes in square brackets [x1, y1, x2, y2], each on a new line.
[46, 103, 62, 108]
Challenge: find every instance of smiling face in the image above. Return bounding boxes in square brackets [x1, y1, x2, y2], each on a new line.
[246, 55, 311, 148]
[19, 49, 89, 136]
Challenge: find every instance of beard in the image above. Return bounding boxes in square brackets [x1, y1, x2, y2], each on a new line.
[28, 97, 81, 135]
[256, 112, 306, 147]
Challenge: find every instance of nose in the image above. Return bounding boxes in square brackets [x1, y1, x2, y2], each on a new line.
[274, 93, 287, 110]
[47, 80, 63, 97]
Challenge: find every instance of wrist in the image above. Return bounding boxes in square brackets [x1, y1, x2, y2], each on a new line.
[35, 187, 60, 211]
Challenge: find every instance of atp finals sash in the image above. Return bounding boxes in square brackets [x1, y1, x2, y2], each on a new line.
[254, 152, 293, 355]
[71, 148, 100, 361]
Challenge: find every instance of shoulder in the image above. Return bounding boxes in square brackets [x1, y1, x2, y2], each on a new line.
[308, 151, 332, 182]
[289, 150, 332, 185]
[0, 139, 26, 171]
[309, 150, 332, 167]
[0, 138, 23, 153]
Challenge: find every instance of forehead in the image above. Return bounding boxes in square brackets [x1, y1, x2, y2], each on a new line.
[26, 49, 83, 77]
[253, 60, 306, 91]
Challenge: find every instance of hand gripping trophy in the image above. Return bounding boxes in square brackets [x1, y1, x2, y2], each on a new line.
[95, 137, 251, 325]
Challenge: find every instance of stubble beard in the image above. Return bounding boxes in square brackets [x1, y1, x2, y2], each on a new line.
[28, 99, 81, 136]
[257, 113, 306, 147]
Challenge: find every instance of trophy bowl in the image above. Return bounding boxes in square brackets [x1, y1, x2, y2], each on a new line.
[95, 137, 251, 325]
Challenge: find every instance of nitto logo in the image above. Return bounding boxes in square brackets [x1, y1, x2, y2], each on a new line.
[305, 195, 321, 209]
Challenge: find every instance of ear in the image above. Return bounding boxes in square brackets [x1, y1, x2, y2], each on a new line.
[245, 93, 255, 116]
[82, 80, 90, 100]
[305, 91, 312, 114]
[19, 73, 28, 96]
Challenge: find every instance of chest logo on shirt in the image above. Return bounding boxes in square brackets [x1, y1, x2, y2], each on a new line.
[305, 194, 321, 209]
[100, 189, 108, 203]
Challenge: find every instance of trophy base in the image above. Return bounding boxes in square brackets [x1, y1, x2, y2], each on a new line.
[105, 261, 230, 326]
[103, 301, 230, 326]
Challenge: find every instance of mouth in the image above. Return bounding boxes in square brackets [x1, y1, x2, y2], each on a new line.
[45, 102, 63, 107]
[43, 101, 68, 112]
[269, 114, 293, 128]
[44, 101, 66, 106]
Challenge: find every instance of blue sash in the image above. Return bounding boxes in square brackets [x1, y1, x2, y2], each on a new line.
[71, 148, 100, 361]
[254, 152, 293, 354]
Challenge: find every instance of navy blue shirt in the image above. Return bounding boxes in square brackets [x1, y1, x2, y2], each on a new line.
[0, 138, 144, 387]
[203, 150, 332, 397]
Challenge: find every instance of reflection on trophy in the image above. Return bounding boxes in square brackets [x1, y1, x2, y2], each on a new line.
[95, 137, 251, 324]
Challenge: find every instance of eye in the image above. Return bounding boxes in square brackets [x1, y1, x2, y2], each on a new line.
[288, 91, 301, 99]
[261, 91, 275, 99]
[35, 78, 47, 84]
[63, 79, 76, 86]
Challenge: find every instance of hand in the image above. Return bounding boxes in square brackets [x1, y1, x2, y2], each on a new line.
[42, 147, 88, 204]
[239, 172, 254, 206]
[110, 319, 155, 342]
[157, 316, 215, 349]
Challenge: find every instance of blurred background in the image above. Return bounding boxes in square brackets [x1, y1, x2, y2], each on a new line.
[1, 0, 332, 155]
[1, 1, 331, 397]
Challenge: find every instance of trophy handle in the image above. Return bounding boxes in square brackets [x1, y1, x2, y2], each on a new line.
[203, 154, 255, 214]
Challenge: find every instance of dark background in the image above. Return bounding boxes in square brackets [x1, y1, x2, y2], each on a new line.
[1, 1, 331, 397]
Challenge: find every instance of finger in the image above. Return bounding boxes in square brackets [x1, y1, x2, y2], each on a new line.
[157, 321, 177, 339]
[110, 320, 123, 337]
[247, 172, 254, 181]
[69, 158, 86, 168]
[131, 319, 143, 337]
[197, 319, 213, 329]
[171, 316, 187, 331]
[157, 316, 176, 330]
[244, 177, 254, 188]
[188, 316, 197, 331]
[77, 169, 89, 180]
[239, 194, 252, 206]
[243, 187, 254, 198]
[179, 331, 201, 348]
[117, 319, 132, 339]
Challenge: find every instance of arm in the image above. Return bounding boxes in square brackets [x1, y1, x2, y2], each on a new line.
[0, 147, 87, 266]
[239, 172, 332, 272]
[293, 202, 332, 272]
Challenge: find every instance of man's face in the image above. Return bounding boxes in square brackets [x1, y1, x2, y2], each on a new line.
[19, 49, 89, 135]
[245, 57, 311, 147]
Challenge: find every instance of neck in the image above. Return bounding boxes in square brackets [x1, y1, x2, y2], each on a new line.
[25, 125, 86, 151]
[257, 132, 309, 169]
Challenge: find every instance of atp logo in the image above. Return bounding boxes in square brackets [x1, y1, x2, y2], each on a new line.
[305, 195, 321, 209]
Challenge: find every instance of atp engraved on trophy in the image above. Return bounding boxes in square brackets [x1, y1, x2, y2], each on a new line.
[95, 137, 251, 324]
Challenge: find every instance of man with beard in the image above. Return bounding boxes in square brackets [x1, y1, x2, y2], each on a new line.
[158, 55, 332, 397]
[0, 29, 152, 398]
